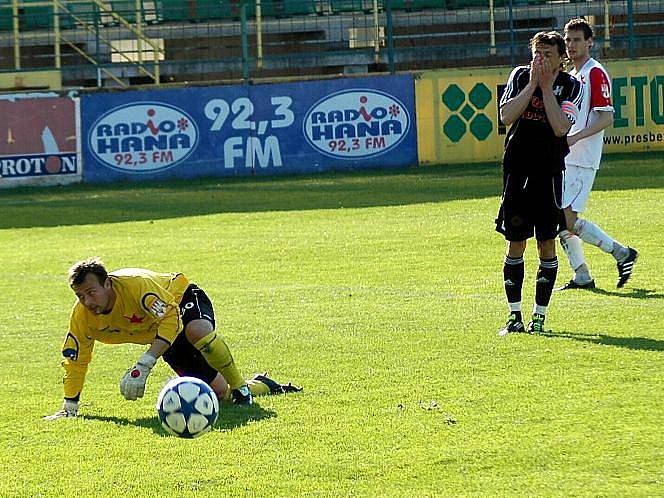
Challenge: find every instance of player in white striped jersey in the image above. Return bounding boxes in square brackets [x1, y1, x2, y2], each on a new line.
[557, 18, 638, 290]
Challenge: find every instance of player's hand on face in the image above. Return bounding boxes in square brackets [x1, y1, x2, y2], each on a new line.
[529, 55, 541, 85]
[539, 58, 554, 89]
[43, 399, 78, 420]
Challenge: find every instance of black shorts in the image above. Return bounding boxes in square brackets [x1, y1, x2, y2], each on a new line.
[495, 171, 565, 241]
[161, 284, 218, 385]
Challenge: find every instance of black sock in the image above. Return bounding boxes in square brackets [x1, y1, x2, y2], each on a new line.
[504, 256, 524, 307]
[535, 257, 558, 308]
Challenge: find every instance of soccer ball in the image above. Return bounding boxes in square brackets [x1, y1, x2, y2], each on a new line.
[156, 376, 219, 438]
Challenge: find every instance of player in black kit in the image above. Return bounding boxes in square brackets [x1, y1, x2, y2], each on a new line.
[496, 31, 583, 335]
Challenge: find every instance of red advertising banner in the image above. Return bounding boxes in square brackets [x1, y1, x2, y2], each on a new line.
[0, 95, 80, 188]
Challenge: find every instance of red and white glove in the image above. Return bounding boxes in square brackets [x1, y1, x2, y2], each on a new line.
[119, 353, 157, 401]
[43, 399, 79, 420]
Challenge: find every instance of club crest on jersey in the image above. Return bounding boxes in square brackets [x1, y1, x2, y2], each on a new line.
[142, 293, 168, 318]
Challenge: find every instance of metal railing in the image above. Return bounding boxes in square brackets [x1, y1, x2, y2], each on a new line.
[0, 0, 163, 86]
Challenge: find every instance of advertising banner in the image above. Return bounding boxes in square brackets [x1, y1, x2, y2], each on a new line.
[602, 59, 664, 153]
[416, 67, 510, 165]
[416, 60, 664, 165]
[0, 95, 81, 188]
[81, 75, 417, 182]
[0, 71, 62, 92]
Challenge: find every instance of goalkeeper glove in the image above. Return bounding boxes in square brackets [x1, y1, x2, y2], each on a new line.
[43, 399, 78, 420]
[119, 353, 157, 400]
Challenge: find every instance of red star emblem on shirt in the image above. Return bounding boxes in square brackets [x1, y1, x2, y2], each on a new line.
[124, 313, 144, 324]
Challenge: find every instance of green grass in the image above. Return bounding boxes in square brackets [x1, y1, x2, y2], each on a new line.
[1, 153, 663, 497]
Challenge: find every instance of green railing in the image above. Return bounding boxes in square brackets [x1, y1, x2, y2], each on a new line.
[0, 0, 163, 85]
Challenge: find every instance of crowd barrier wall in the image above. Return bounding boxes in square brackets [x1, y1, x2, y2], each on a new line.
[0, 93, 81, 188]
[81, 75, 418, 182]
[3, 63, 662, 189]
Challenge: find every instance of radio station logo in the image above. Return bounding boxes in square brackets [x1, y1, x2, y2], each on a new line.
[89, 102, 198, 173]
[303, 89, 410, 159]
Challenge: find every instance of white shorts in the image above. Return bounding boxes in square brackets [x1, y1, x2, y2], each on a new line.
[562, 164, 597, 213]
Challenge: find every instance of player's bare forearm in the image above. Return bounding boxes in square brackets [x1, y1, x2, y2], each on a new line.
[542, 90, 572, 137]
[568, 110, 613, 145]
[500, 82, 537, 125]
[146, 337, 171, 360]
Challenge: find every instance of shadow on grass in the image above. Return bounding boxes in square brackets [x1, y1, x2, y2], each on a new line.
[587, 287, 664, 300]
[82, 403, 276, 436]
[2, 152, 663, 229]
[0, 164, 501, 229]
[542, 331, 664, 352]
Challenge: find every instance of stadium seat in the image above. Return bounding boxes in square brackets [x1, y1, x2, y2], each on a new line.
[62, 2, 116, 28]
[258, 0, 279, 18]
[445, 0, 484, 9]
[160, 0, 316, 20]
[0, 1, 13, 31]
[161, 0, 254, 21]
[283, 0, 318, 15]
[193, 0, 228, 20]
[330, 0, 374, 13]
[390, 0, 444, 11]
[17, 3, 76, 30]
[493, 0, 547, 5]
[110, 0, 161, 24]
[219, 0, 256, 19]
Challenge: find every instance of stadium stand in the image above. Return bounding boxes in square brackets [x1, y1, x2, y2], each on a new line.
[0, 0, 663, 88]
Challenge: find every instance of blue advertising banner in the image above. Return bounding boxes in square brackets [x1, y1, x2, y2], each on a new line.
[81, 75, 417, 182]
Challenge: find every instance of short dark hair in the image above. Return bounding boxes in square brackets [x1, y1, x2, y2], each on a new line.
[69, 257, 108, 286]
[530, 31, 566, 57]
[565, 18, 594, 40]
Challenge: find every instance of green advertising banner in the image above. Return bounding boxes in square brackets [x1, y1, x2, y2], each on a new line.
[416, 59, 664, 165]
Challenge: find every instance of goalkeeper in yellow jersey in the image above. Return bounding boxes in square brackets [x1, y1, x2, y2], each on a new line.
[44, 257, 301, 419]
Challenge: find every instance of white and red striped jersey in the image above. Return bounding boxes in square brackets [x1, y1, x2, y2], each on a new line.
[566, 58, 614, 170]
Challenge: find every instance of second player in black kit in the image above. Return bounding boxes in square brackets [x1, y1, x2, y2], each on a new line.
[496, 31, 583, 335]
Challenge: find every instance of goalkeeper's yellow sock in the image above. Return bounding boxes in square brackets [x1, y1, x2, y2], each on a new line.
[247, 379, 270, 396]
[194, 333, 245, 390]
[223, 379, 270, 400]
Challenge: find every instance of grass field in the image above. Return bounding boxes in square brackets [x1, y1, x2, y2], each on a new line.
[1, 153, 663, 497]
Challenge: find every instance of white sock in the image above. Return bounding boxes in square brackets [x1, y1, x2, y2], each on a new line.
[573, 219, 615, 254]
[575, 264, 592, 282]
[559, 230, 587, 272]
[533, 305, 547, 316]
[611, 242, 629, 262]
[509, 302, 522, 313]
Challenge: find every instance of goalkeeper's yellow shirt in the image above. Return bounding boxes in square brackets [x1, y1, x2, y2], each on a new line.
[61, 268, 190, 399]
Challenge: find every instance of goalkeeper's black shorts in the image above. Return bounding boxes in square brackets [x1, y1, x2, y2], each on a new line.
[162, 284, 218, 385]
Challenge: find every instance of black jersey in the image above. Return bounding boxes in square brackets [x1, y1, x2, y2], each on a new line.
[500, 66, 583, 175]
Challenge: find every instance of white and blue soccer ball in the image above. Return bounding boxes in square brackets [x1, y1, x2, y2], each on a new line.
[156, 376, 219, 438]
